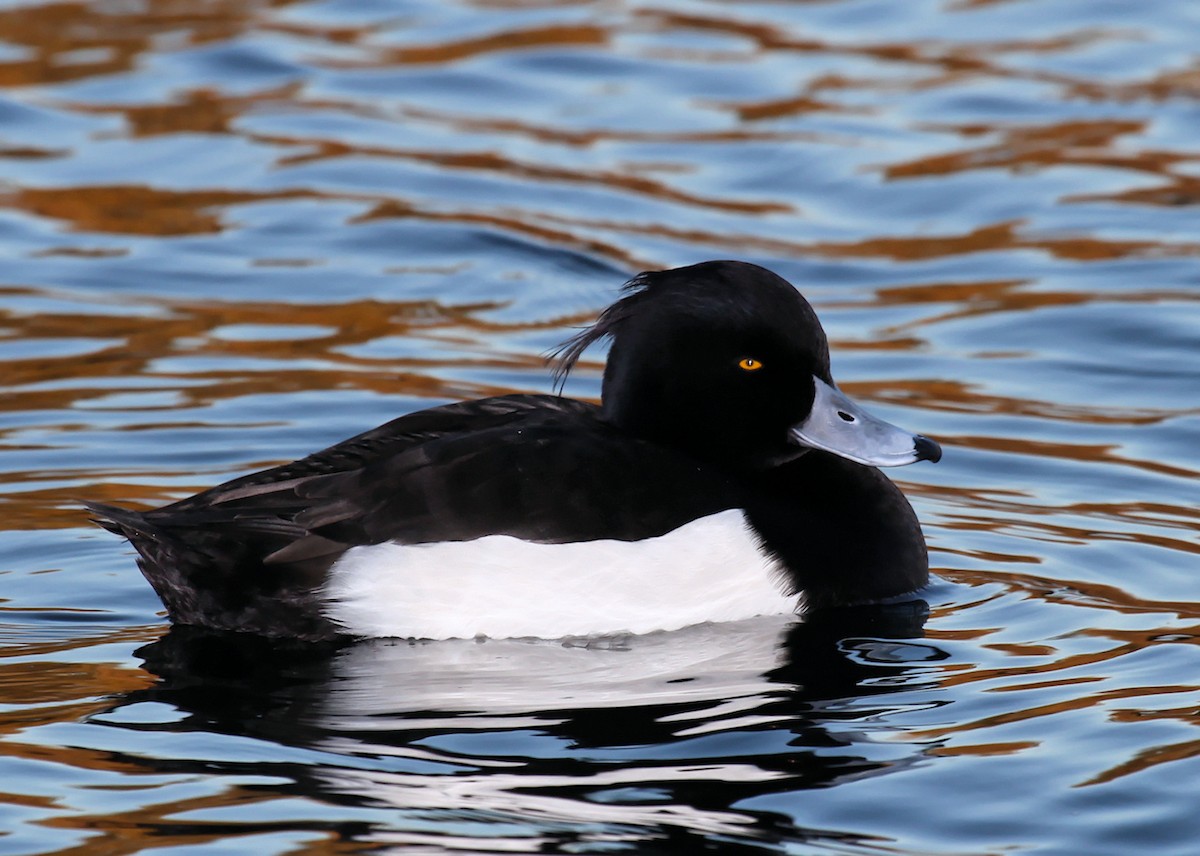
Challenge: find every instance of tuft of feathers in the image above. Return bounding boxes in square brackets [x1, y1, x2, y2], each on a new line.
[549, 272, 654, 391]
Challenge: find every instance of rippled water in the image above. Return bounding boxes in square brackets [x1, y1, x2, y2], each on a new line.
[2, 1, 1199, 853]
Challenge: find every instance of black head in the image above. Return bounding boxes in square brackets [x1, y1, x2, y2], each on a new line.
[554, 260, 941, 470]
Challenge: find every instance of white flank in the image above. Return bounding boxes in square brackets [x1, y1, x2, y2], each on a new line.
[322, 509, 796, 639]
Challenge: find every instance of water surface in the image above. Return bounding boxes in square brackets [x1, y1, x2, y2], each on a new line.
[1, 1, 1199, 853]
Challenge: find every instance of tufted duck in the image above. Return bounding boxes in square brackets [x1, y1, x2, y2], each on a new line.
[87, 261, 941, 641]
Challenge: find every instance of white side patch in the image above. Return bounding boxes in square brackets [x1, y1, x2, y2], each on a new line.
[322, 509, 796, 639]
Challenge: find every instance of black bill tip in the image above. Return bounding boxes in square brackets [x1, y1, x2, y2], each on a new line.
[914, 434, 942, 464]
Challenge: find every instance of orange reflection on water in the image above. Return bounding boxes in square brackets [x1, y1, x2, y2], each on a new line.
[0, 0, 292, 87]
[263, 133, 791, 216]
[4, 186, 320, 236]
[66, 84, 302, 138]
[401, 103, 824, 147]
[882, 119, 1157, 181]
[329, 22, 608, 67]
[882, 118, 1200, 208]
[847, 377, 1188, 428]
[523, 211, 1200, 267]
[947, 434, 1197, 482]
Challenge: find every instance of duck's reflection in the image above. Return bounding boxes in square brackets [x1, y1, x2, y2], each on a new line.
[118, 602, 943, 852]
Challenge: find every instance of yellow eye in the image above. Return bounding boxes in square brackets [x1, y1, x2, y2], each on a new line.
[738, 357, 764, 372]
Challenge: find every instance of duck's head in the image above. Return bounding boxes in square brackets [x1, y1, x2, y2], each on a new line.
[555, 260, 942, 470]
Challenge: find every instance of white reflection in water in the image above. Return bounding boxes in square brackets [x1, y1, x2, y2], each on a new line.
[318, 615, 795, 720]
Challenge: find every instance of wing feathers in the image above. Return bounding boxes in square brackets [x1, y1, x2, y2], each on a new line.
[263, 534, 348, 565]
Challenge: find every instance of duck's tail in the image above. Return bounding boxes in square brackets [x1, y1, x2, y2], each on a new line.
[83, 500, 344, 641]
[83, 500, 189, 607]
[84, 500, 159, 542]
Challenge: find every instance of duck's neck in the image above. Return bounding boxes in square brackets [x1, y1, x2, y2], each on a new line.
[743, 452, 930, 609]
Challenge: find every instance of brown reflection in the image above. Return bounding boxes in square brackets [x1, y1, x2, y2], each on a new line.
[0, 145, 67, 159]
[5, 484, 200, 530]
[914, 482, 1200, 546]
[883, 118, 1200, 208]
[639, 9, 1117, 106]
[726, 93, 855, 122]
[0, 632, 158, 771]
[924, 494, 1200, 596]
[916, 605, 1200, 768]
[929, 740, 1039, 757]
[0, 0, 299, 88]
[639, 9, 919, 67]
[882, 120, 1157, 181]
[1068, 176, 1200, 207]
[1080, 738, 1200, 787]
[1092, 691, 1200, 783]
[33, 246, 129, 258]
[0, 620, 346, 855]
[4, 186, 320, 236]
[846, 377, 1194, 428]
[1067, 59, 1200, 102]
[68, 86, 284, 137]
[531, 210, 1200, 264]
[0, 624, 161, 661]
[5, 152, 788, 265]
[400, 105, 829, 147]
[263, 17, 374, 47]
[4, 179, 653, 268]
[0, 290, 594, 415]
[864, 277, 1192, 328]
[937, 567, 1200, 620]
[0, 738, 156, 781]
[0, 790, 56, 811]
[947, 434, 1199, 482]
[913, 681, 1200, 741]
[33, 786, 374, 856]
[0, 732, 374, 855]
[812, 221, 1196, 263]
[934, 547, 1040, 566]
[0, 659, 148, 708]
[52, 81, 397, 142]
[325, 22, 608, 67]
[355, 199, 655, 270]
[260, 132, 792, 216]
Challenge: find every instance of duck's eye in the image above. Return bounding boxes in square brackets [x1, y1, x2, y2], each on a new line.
[738, 357, 764, 372]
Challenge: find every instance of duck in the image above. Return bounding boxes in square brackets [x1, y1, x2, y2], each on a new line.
[87, 260, 942, 642]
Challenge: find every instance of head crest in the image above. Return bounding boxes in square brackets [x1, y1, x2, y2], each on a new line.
[548, 272, 654, 391]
